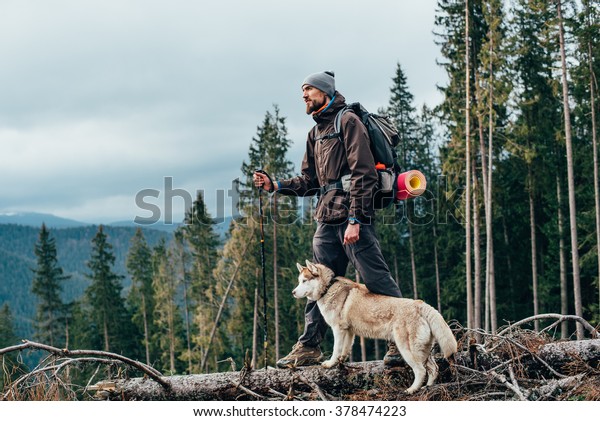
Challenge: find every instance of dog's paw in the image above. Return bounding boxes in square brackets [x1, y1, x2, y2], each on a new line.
[404, 386, 419, 394]
[321, 360, 337, 369]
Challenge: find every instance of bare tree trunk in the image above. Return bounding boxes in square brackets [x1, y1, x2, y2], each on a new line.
[252, 287, 258, 369]
[408, 223, 418, 299]
[587, 3, 600, 324]
[141, 295, 151, 366]
[486, 36, 497, 332]
[472, 159, 482, 332]
[103, 318, 110, 352]
[474, 62, 488, 333]
[356, 272, 367, 362]
[168, 287, 176, 373]
[556, 173, 569, 339]
[529, 168, 540, 332]
[179, 247, 192, 374]
[502, 217, 516, 317]
[465, 0, 474, 329]
[557, 0, 584, 339]
[433, 223, 442, 313]
[273, 196, 280, 362]
[393, 256, 400, 291]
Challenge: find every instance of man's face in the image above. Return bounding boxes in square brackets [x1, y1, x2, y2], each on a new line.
[302, 85, 328, 115]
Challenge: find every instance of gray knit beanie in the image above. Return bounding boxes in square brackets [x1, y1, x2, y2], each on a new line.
[302, 71, 336, 98]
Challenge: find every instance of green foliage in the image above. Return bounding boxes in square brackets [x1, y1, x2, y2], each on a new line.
[83, 225, 138, 355]
[31, 224, 70, 347]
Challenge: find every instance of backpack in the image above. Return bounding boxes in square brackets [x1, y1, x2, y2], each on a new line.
[324, 102, 402, 209]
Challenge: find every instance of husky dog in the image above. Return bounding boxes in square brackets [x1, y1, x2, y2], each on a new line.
[293, 260, 458, 394]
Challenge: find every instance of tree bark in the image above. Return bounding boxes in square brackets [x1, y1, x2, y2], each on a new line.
[587, 1, 600, 324]
[557, 0, 584, 339]
[465, 0, 474, 330]
[103, 339, 600, 401]
[529, 167, 540, 332]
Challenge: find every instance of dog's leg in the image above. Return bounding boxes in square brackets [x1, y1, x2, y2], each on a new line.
[340, 331, 355, 362]
[322, 327, 344, 368]
[425, 355, 438, 386]
[393, 331, 426, 394]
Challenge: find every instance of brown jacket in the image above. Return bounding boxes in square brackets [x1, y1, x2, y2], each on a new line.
[277, 92, 377, 223]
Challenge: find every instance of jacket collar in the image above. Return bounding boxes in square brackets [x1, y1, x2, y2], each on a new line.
[312, 91, 346, 124]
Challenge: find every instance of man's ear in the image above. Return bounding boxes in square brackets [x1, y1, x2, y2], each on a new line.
[296, 262, 304, 273]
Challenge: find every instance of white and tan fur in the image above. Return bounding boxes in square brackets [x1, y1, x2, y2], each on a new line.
[293, 260, 458, 394]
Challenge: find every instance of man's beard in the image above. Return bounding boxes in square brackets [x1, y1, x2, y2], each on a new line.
[306, 97, 326, 115]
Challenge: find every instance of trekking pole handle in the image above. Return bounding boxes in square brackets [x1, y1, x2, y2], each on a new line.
[254, 169, 274, 192]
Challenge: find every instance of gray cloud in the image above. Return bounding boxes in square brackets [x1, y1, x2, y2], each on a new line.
[0, 0, 445, 223]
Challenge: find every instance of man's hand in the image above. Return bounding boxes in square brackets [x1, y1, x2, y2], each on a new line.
[343, 223, 360, 245]
[253, 171, 273, 191]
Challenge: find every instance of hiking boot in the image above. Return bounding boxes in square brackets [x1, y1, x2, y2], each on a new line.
[276, 342, 323, 368]
[383, 341, 404, 367]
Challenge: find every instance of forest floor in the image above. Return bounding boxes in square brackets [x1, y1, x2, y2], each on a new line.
[1, 315, 599, 401]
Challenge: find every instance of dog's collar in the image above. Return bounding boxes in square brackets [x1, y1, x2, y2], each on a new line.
[316, 277, 338, 300]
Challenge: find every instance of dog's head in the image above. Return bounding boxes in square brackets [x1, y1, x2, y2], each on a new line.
[292, 260, 335, 301]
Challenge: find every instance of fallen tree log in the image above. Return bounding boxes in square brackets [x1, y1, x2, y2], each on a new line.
[102, 339, 600, 401]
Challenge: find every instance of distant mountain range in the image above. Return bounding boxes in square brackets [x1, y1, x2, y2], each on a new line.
[0, 211, 231, 237]
[0, 211, 232, 344]
[0, 211, 90, 228]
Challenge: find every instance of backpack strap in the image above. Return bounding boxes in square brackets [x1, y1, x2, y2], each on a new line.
[315, 106, 354, 142]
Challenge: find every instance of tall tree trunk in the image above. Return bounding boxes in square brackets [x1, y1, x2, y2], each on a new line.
[103, 317, 110, 352]
[141, 295, 151, 366]
[472, 159, 482, 331]
[180, 250, 192, 374]
[556, 172, 569, 339]
[465, 0, 474, 329]
[587, 3, 600, 324]
[502, 217, 516, 318]
[408, 223, 418, 299]
[356, 272, 367, 362]
[273, 196, 280, 362]
[474, 59, 488, 333]
[252, 286, 258, 369]
[393, 256, 400, 291]
[486, 35, 497, 332]
[529, 168, 540, 332]
[169, 294, 176, 373]
[433, 223, 442, 313]
[557, 0, 584, 339]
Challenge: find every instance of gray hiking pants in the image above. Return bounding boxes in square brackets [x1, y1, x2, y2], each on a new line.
[298, 221, 402, 348]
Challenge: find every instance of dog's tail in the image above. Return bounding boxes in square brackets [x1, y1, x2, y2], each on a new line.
[421, 303, 458, 358]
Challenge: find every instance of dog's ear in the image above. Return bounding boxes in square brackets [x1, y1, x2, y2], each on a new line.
[296, 262, 303, 273]
[306, 260, 318, 274]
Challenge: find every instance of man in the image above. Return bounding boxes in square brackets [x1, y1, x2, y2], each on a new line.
[253, 70, 403, 367]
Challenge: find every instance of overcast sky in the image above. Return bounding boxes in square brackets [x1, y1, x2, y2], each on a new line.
[0, 0, 446, 225]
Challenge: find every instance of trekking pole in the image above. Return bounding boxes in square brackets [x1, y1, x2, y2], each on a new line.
[255, 170, 269, 370]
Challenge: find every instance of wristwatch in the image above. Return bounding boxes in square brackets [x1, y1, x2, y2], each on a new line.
[348, 217, 359, 225]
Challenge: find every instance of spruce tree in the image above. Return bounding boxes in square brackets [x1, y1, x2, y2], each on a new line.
[85, 225, 135, 354]
[151, 239, 186, 374]
[31, 223, 70, 347]
[181, 192, 221, 372]
[0, 303, 18, 347]
[0, 303, 22, 390]
[126, 228, 155, 365]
